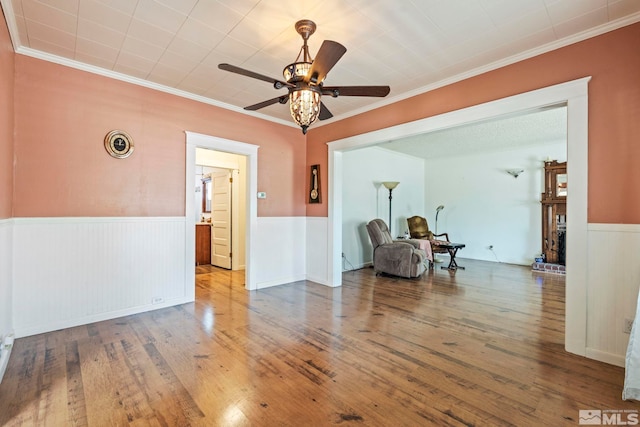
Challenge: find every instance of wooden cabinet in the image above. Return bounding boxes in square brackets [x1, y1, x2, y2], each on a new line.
[541, 160, 567, 264]
[196, 224, 211, 265]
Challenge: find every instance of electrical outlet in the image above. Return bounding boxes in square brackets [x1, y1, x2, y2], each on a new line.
[624, 318, 634, 334]
[151, 297, 164, 305]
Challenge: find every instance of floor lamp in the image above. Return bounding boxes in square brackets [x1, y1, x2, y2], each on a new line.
[382, 181, 399, 235]
[435, 205, 444, 235]
[434, 205, 445, 263]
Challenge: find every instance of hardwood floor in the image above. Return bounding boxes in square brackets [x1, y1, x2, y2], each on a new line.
[1, 260, 637, 426]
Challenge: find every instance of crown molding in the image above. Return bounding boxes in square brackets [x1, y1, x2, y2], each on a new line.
[2, 0, 638, 131]
[313, 11, 640, 128]
[16, 46, 297, 128]
[0, 0, 296, 129]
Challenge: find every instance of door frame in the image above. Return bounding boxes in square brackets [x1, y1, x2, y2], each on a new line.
[185, 131, 258, 291]
[327, 77, 590, 357]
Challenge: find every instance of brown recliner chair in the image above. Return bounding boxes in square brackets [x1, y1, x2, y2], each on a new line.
[407, 215, 451, 258]
[366, 219, 426, 278]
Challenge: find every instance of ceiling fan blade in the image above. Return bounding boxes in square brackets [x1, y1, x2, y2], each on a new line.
[319, 102, 333, 121]
[304, 40, 346, 85]
[244, 95, 289, 111]
[219, 63, 293, 89]
[322, 86, 391, 97]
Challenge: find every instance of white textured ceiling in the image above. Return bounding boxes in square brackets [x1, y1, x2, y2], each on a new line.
[2, 0, 640, 130]
[380, 105, 567, 159]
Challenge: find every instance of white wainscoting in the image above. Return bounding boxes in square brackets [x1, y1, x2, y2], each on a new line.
[12, 217, 192, 337]
[306, 217, 329, 286]
[0, 219, 14, 383]
[253, 217, 308, 289]
[6, 215, 640, 368]
[586, 223, 640, 367]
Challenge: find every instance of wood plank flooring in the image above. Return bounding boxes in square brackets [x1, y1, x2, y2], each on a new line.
[1, 260, 638, 426]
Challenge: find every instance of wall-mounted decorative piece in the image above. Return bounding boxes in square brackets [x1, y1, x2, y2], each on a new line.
[104, 130, 134, 159]
[309, 164, 321, 203]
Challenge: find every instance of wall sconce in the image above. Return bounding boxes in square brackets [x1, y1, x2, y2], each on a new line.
[506, 169, 524, 178]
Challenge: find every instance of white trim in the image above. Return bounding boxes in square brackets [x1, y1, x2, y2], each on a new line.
[589, 223, 640, 233]
[328, 77, 591, 357]
[12, 216, 184, 224]
[185, 131, 259, 290]
[586, 348, 625, 368]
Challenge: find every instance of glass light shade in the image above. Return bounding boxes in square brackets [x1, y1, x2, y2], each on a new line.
[283, 62, 311, 82]
[289, 88, 320, 132]
[382, 181, 400, 190]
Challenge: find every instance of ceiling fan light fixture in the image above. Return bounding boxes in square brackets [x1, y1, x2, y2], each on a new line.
[290, 88, 321, 134]
[218, 19, 389, 134]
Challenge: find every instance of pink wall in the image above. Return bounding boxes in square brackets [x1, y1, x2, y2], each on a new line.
[7, 22, 640, 222]
[0, 8, 14, 219]
[306, 23, 640, 224]
[13, 56, 306, 218]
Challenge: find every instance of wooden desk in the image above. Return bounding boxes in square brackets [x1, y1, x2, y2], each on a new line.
[435, 242, 466, 270]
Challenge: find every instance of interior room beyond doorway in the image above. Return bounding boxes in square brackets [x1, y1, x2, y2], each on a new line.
[195, 148, 247, 272]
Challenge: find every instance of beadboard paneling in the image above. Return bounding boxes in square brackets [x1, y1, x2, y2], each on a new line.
[254, 217, 307, 289]
[587, 223, 640, 366]
[0, 219, 13, 382]
[306, 217, 329, 286]
[12, 217, 191, 337]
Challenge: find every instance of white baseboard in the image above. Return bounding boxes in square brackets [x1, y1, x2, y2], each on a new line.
[256, 275, 307, 290]
[343, 261, 372, 272]
[15, 297, 193, 338]
[305, 274, 330, 287]
[586, 347, 625, 368]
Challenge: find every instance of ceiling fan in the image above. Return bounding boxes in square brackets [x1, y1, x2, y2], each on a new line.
[218, 19, 391, 134]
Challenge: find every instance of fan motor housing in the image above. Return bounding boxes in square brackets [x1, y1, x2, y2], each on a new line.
[295, 20, 316, 40]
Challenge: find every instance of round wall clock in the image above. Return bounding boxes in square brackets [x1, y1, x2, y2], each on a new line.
[104, 130, 134, 158]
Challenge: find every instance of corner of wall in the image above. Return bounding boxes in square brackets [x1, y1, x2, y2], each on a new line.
[0, 332, 15, 383]
[0, 219, 14, 382]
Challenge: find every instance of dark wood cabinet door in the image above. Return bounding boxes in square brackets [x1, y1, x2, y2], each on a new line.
[196, 224, 211, 265]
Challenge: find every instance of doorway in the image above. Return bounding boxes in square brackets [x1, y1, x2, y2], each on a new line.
[327, 78, 590, 357]
[196, 150, 247, 271]
[338, 106, 568, 267]
[185, 131, 259, 291]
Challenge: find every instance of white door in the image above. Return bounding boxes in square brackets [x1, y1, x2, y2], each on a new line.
[211, 170, 232, 269]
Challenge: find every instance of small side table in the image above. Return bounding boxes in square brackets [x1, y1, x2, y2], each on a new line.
[436, 242, 466, 270]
